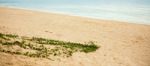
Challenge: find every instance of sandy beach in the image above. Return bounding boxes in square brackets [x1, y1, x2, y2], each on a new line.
[0, 7, 150, 66]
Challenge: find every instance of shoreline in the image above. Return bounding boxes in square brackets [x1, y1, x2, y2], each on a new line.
[0, 6, 149, 25]
[0, 7, 150, 66]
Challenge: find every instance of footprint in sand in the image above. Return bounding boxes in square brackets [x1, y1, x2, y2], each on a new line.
[44, 30, 62, 37]
[44, 30, 53, 33]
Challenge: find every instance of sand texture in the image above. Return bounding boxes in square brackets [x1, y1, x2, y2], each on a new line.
[0, 7, 150, 66]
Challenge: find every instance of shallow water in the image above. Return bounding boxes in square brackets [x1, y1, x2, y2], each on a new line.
[0, 0, 150, 25]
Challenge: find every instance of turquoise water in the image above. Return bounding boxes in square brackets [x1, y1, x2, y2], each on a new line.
[0, 0, 150, 24]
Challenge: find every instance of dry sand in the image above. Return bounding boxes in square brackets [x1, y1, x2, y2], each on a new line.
[0, 7, 150, 66]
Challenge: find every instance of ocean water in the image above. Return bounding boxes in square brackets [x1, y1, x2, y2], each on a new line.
[0, 0, 150, 25]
